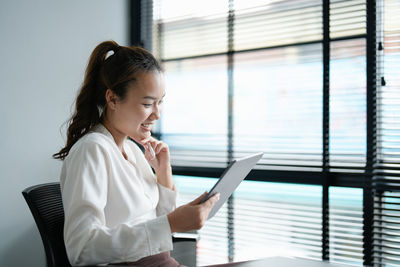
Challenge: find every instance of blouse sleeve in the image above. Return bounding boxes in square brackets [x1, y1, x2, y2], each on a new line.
[61, 140, 173, 266]
[156, 183, 178, 216]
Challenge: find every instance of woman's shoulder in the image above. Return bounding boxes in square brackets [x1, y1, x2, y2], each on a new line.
[68, 130, 114, 158]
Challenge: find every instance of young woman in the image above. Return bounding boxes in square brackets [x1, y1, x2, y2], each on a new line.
[53, 40, 219, 266]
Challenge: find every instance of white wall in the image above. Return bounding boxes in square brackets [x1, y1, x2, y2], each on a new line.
[0, 1, 128, 266]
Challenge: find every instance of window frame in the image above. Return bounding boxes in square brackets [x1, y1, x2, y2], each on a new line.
[128, 0, 399, 266]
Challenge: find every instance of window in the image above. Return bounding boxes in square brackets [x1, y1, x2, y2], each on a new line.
[133, 0, 400, 265]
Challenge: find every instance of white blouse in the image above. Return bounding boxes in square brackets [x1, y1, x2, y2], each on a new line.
[60, 124, 177, 266]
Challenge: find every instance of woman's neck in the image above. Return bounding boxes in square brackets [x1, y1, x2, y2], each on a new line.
[101, 120, 126, 152]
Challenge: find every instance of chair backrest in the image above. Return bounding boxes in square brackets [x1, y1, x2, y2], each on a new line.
[22, 182, 71, 267]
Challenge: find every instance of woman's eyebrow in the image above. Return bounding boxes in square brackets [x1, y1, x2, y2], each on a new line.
[143, 94, 166, 100]
[143, 96, 157, 100]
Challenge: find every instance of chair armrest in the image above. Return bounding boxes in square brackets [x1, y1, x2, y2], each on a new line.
[171, 232, 198, 266]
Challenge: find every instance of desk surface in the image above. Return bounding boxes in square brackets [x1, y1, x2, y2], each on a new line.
[202, 256, 355, 267]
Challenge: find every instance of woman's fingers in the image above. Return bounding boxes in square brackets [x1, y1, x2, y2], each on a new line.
[139, 136, 152, 145]
[189, 191, 208, 205]
[155, 142, 168, 154]
[189, 192, 220, 207]
[140, 137, 157, 160]
[143, 139, 164, 154]
[146, 144, 156, 160]
[203, 193, 220, 210]
[168, 192, 221, 233]
[153, 141, 162, 154]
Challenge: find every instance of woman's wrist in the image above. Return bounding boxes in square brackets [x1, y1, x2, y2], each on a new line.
[167, 212, 177, 233]
[154, 164, 172, 178]
[155, 165, 174, 190]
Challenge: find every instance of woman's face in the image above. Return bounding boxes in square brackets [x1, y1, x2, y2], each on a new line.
[107, 71, 165, 143]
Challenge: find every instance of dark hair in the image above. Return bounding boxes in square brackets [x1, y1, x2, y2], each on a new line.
[53, 40, 162, 160]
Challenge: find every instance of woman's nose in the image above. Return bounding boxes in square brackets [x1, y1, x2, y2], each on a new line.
[151, 105, 161, 120]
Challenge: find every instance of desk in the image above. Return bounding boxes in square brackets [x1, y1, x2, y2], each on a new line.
[101, 256, 360, 267]
[202, 256, 356, 267]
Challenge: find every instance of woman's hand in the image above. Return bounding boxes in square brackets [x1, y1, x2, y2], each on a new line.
[140, 137, 174, 190]
[167, 192, 220, 233]
[140, 137, 170, 170]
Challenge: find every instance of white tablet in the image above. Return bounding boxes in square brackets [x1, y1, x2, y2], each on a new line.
[201, 152, 263, 219]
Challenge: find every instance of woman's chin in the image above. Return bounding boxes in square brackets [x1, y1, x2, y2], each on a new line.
[130, 131, 151, 142]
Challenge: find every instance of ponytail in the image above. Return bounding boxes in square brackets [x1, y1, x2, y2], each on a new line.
[53, 40, 160, 160]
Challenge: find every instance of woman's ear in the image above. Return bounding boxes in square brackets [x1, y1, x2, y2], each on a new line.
[105, 89, 118, 110]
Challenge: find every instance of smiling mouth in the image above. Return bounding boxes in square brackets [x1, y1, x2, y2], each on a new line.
[141, 123, 153, 130]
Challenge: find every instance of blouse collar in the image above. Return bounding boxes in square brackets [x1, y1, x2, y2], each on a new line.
[92, 123, 114, 140]
[91, 124, 137, 164]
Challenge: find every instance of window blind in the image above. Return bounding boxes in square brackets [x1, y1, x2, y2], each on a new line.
[153, 0, 228, 59]
[175, 176, 323, 265]
[373, 192, 400, 266]
[153, 0, 371, 174]
[161, 56, 229, 168]
[233, 181, 322, 262]
[373, 0, 400, 192]
[373, 0, 400, 265]
[329, 187, 364, 265]
[233, 44, 323, 172]
[233, 0, 322, 51]
[175, 176, 229, 266]
[154, 0, 326, 172]
[329, 38, 366, 172]
[330, 0, 366, 39]
[329, 0, 367, 172]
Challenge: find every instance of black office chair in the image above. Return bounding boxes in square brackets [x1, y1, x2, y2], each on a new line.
[23, 182, 198, 267]
[22, 183, 70, 267]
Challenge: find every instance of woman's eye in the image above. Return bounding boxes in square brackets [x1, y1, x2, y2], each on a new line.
[143, 104, 152, 108]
